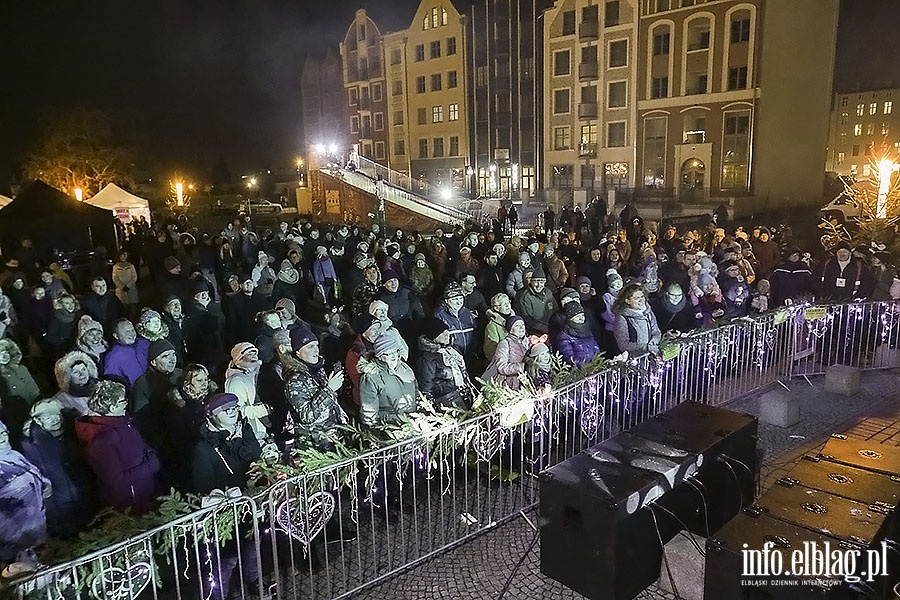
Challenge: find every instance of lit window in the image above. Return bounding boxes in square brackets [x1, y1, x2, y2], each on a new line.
[863, 164, 872, 177]
[553, 126, 570, 150]
[449, 103, 459, 121]
[854, 123, 862, 136]
[837, 152, 845, 165]
[867, 123, 875, 135]
[886, 101, 893, 115]
[857, 104, 865, 117]
[840, 112, 848, 125]
[869, 102, 878, 115]
[883, 123, 890, 135]
[432, 105, 444, 123]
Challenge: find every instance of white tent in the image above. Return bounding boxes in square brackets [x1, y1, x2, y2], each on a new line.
[88, 183, 152, 225]
[0, 194, 12, 210]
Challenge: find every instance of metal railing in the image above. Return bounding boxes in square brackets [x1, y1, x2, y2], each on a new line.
[10, 301, 900, 600]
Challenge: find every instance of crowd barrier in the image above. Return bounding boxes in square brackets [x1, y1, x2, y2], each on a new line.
[9, 300, 900, 600]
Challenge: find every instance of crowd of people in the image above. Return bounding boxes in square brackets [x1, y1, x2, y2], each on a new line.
[0, 205, 896, 592]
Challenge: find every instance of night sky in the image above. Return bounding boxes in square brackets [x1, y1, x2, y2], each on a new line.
[0, 0, 897, 194]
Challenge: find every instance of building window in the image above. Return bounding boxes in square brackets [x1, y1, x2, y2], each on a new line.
[349, 87, 358, 106]
[522, 57, 534, 80]
[863, 164, 872, 177]
[884, 123, 891, 135]
[581, 123, 598, 145]
[581, 164, 596, 187]
[867, 123, 875, 135]
[722, 110, 751, 189]
[416, 76, 426, 94]
[607, 121, 626, 147]
[607, 81, 627, 108]
[350, 116, 359, 133]
[656, 0, 670, 11]
[553, 126, 571, 150]
[605, 1, 620, 27]
[433, 137, 445, 157]
[432, 105, 444, 123]
[362, 115, 371, 136]
[643, 116, 667, 188]
[870, 102, 878, 115]
[841, 96, 848, 107]
[392, 80, 402, 96]
[840, 112, 848, 125]
[562, 10, 576, 35]
[448, 71, 458, 88]
[857, 103, 865, 117]
[447, 37, 457, 55]
[449, 103, 459, 121]
[415, 45, 425, 62]
[551, 165, 574, 188]
[554, 89, 571, 114]
[431, 74, 442, 91]
[393, 110, 404, 125]
[885, 101, 893, 114]
[391, 49, 401, 65]
[653, 32, 670, 56]
[375, 142, 385, 160]
[852, 144, 860, 156]
[417, 108, 427, 125]
[727, 66, 748, 90]
[836, 152, 845, 166]
[840, 132, 847, 145]
[730, 18, 751, 43]
[608, 40, 627, 68]
[419, 139, 428, 158]
[374, 113, 384, 130]
[449, 136, 459, 156]
[372, 83, 382, 102]
[430, 41, 441, 59]
[854, 123, 862, 136]
[476, 65, 488, 87]
[395, 140, 406, 155]
[687, 20, 710, 51]
[554, 50, 571, 76]
[358, 24, 366, 41]
[651, 77, 668, 99]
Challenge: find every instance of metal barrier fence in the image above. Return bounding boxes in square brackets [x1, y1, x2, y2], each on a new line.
[9, 301, 900, 600]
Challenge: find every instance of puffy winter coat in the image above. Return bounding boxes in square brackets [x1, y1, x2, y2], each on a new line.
[556, 323, 602, 366]
[112, 262, 139, 305]
[0, 446, 49, 561]
[483, 310, 509, 361]
[75, 414, 160, 514]
[415, 336, 469, 406]
[358, 355, 418, 427]
[284, 360, 348, 448]
[481, 334, 529, 390]
[434, 304, 476, 356]
[103, 341, 148, 388]
[52, 350, 99, 416]
[191, 422, 261, 495]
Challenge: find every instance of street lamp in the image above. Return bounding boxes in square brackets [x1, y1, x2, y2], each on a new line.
[877, 159, 894, 219]
[74, 188, 83, 202]
[175, 182, 184, 207]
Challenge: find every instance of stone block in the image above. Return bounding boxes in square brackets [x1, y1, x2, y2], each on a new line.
[824, 364, 861, 395]
[873, 345, 900, 369]
[759, 389, 800, 428]
[656, 534, 706, 600]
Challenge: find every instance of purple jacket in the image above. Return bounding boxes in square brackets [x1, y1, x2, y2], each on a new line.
[75, 415, 160, 514]
[103, 340, 149, 388]
[556, 326, 602, 366]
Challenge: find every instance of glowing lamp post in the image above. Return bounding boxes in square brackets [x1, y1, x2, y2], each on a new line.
[74, 188, 83, 202]
[877, 159, 893, 219]
[175, 182, 184, 207]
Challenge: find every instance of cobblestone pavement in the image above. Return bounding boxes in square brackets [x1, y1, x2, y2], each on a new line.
[345, 370, 900, 600]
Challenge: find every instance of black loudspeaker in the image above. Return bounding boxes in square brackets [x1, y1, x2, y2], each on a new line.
[631, 402, 758, 535]
[818, 434, 900, 477]
[540, 403, 758, 600]
[705, 511, 870, 599]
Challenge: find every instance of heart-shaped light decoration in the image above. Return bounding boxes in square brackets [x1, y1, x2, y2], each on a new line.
[276, 491, 335, 545]
[580, 403, 605, 440]
[473, 426, 504, 462]
[90, 562, 152, 600]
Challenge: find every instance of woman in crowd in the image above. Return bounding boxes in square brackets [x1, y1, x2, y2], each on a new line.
[111, 250, 139, 319]
[415, 318, 471, 409]
[481, 316, 530, 390]
[358, 335, 418, 427]
[0, 420, 50, 565]
[0, 339, 40, 448]
[612, 283, 661, 356]
[555, 302, 602, 366]
[52, 351, 99, 417]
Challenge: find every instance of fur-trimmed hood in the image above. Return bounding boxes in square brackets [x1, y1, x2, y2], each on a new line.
[55, 350, 99, 393]
[0, 338, 24, 368]
[357, 353, 416, 383]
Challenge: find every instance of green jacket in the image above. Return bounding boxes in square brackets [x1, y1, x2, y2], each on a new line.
[483, 310, 508, 361]
[358, 356, 418, 427]
[514, 287, 559, 335]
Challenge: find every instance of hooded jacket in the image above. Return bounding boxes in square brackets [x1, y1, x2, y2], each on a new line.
[283, 360, 348, 448]
[52, 350, 99, 416]
[112, 261, 139, 305]
[483, 309, 509, 361]
[358, 355, 418, 427]
[191, 421, 261, 495]
[224, 360, 269, 440]
[75, 414, 160, 514]
[0, 426, 49, 561]
[481, 333, 529, 391]
[556, 320, 602, 366]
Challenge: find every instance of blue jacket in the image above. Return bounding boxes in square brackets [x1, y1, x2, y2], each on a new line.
[433, 304, 476, 356]
[556, 324, 602, 366]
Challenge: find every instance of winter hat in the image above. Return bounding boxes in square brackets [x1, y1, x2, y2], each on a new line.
[414, 252, 426, 262]
[275, 298, 296, 314]
[354, 252, 371, 267]
[30, 398, 63, 419]
[606, 269, 623, 286]
[290, 327, 317, 352]
[230, 342, 257, 364]
[528, 340, 550, 358]
[423, 317, 449, 341]
[719, 260, 739, 273]
[786, 246, 801, 256]
[204, 393, 239, 416]
[505, 315, 524, 331]
[834, 241, 852, 252]
[163, 256, 180, 272]
[559, 287, 579, 303]
[163, 294, 180, 308]
[575, 276, 592, 288]
[192, 280, 209, 296]
[77, 315, 103, 339]
[355, 313, 379, 335]
[148, 339, 176, 362]
[443, 282, 465, 299]
[278, 260, 299, 284]
[369, 299, 389, 315]
[374, 333, 401, 356]
[382, 269, 400, 283]
[563, 302, 585, 319]
[698, 273, 717, 289]
[138, 308, 161, 326]
[531, 265, 546, 280]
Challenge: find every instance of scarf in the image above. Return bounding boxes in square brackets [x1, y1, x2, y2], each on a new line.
[562, 319, 592, 338]
[420, 336, 466, 388]
[54, 308, 77, 324]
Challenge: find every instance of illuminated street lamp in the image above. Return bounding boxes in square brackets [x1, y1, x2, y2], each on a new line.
[877, 159, 894, 219]
[175, 182, 184, 207]
[74, 188, 83, 202]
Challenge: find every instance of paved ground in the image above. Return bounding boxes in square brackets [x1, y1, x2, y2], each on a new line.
[345, 369, 900, 600]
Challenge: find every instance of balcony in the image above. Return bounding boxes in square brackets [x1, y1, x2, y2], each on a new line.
[579, 21, 599, 40]
[578, 142, 597, 157]
[578, 62, 599, 81]
[578, 103, 598, 119]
